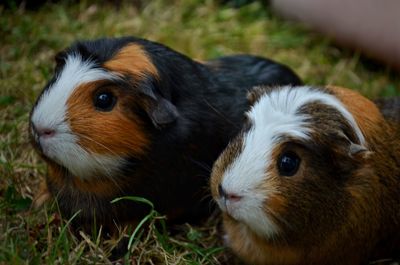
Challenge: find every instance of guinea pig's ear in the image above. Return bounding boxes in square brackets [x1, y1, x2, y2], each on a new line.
[348, 143, 372, 161]
[138, 79, 179, 129]
[337, 131, 371, 159]
[144, 96, 179, 129]
[349, 143, 368, 156]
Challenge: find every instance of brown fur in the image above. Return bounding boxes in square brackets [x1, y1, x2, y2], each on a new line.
[103, 43, 159, 79]
[67, 81, 149, 156]
[328, 85, 385, 143]
[210, 135, 245, 199]
[211, 86, 400, 265]
[246, 85, 274, 106]
[224, 216, 301, 265]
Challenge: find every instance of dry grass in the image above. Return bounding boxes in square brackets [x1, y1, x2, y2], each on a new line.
[0, 0, 399, 264]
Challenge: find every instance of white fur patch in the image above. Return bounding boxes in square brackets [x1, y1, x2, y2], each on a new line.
[219, 85, 366, 238]
[31, 55, 122, 179]
[38, 130, 124, 178]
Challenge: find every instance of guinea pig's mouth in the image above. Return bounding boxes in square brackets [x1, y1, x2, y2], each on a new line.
[215, 189, 245, 220]
[218, 195, 255, 223]
[216, 185, 280, 237]
[34, 133, 67, 166]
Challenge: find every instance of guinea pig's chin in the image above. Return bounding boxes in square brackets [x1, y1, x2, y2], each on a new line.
[223, 201, 280, 239]
[40, 138, 124, 179]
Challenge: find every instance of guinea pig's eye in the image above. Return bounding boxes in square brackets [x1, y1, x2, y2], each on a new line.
[277, 151, 300, 177]
[93, 91, 116, 111]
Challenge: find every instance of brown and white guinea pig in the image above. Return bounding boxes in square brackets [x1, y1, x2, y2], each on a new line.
[210, 85, 400, 265]
[29, 36, 302, 231]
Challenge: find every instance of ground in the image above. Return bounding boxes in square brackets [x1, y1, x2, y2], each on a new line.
[0, 1, 399, 264]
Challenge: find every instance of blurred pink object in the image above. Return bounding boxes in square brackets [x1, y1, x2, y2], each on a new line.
[271, 0, 400, 70]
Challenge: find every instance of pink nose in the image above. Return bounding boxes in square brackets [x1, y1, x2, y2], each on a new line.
[218, 184, 242, 202]
[36, 127, 55, 138]
[226, 193, 242, 202]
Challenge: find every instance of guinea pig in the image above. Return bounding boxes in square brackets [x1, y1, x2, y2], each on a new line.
[29, 36, 302, 232]
[210, 85, 400, 265]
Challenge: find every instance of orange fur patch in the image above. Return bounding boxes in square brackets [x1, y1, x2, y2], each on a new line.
[266, 194, 287, 217]
[66, 81, 149, 156]
[327, 86, 385, 142]
[103, 43, 159, 80]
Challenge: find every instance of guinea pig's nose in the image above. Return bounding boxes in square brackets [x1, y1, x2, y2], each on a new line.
[33, 125, 56, 138]
[218, 184, 242, 202]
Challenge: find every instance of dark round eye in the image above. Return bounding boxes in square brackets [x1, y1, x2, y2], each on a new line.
[94, 91, 116, 111]
[277, 152, 300, 176]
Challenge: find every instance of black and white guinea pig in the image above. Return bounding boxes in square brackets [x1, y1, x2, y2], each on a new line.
[211, 85, 400, 265]
[29, 36, 302, 231]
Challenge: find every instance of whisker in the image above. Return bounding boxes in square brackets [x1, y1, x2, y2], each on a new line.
[186, 157, 212, 173]
[202, 97, 239, 128]
[72, 133, 126, 193]
[90, 154, 124, 194]
[75, 133, 121, 158]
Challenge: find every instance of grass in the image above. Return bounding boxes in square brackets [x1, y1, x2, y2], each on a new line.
[0, 0, 399, 264]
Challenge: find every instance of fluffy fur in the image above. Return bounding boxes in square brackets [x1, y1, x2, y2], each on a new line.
[211, 85, 400, 265]
[30, 36, 302, 231]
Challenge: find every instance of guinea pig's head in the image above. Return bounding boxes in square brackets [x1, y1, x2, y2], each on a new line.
[29, 37, 179, 182]
[211, 85, 382, 244]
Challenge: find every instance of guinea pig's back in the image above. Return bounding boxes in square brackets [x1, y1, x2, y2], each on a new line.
[204, 55, 302, 90]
